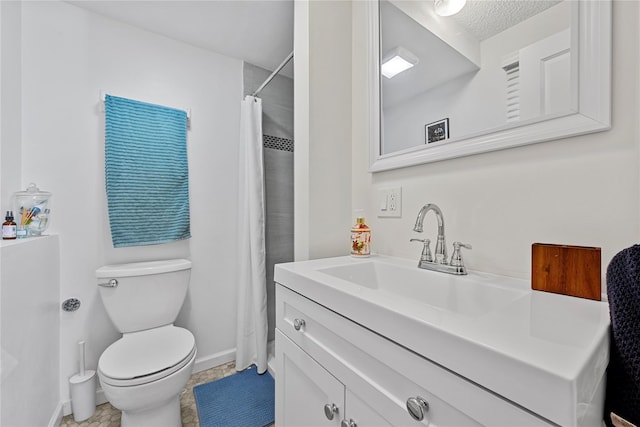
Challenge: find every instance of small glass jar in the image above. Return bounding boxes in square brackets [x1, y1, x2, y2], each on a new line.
[12, 183, 52, 238]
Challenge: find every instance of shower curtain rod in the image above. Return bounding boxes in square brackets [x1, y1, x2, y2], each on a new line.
[251, 51, 294, 97]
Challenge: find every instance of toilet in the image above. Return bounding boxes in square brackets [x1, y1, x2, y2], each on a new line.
[96, 259, 196, 427]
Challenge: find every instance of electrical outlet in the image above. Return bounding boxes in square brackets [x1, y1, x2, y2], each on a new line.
[377, 187, 402, 218]
[389, 191, 397, 211]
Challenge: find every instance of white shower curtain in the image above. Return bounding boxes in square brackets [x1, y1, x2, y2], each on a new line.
[235, 95, 268, 374]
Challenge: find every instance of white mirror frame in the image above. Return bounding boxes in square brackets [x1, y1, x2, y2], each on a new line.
[368, 0, 612, 172]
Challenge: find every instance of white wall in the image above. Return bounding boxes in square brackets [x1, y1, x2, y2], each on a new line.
[20, 1, 242, 408]
[294, 0, 310, 261]
[295, 0, 353, 260]
[1, 236, 60, 427]
[1, 1, 22, 211]
[352, 0, 640, 285]
[0, 3, 25, 424]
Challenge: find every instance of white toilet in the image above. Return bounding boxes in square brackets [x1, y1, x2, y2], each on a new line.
[96, 259, 196, 427]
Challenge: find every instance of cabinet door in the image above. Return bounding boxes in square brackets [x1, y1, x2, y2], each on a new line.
[276, 330, 344, 427]
[344, 389, 394, 427]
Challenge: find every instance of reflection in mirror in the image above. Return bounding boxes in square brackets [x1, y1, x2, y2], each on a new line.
[380, 0, 574, 155]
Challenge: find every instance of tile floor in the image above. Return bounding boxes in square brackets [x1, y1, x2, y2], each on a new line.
[60, 361, 238, 427]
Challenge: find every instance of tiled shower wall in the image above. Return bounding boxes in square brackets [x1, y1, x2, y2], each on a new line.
[243, 62, 294, 342]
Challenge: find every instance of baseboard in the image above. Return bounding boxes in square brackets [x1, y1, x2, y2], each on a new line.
[48, 402, 64, 427]
[267, 339, 276, 378]
[60, 389, 108, 417]
[97, 389, 108, 406]
[193, 348, 236, 373]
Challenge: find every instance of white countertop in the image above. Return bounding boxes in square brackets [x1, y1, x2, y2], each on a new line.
[274, 254, 610, 426]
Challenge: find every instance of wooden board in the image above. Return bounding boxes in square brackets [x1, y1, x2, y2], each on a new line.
[531, 243, 601, 301]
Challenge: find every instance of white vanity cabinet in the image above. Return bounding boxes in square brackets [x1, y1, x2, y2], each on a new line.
[277, 331, 393, 427]
[275, 284, 552, 426]
[276, 331, 344, 426]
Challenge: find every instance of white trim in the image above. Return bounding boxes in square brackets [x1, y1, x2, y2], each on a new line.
[371, 112, 608, 172]
[367, 0, 381, 172]
[47, 402, 64, 427]
[96, 389, 108, 407]
[293, 0, 310, 261]
[61, 389, 108, 417]
[267, 339, 276, 378]
[62, 398, 72, 417]
[193, 348, 236, 374]
[369, 0, 612, 172]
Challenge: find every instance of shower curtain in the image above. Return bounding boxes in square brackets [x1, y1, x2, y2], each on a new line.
[235, 95, 268, 374]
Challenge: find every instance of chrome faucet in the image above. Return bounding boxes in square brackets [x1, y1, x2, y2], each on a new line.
[411, 203, 472, 275]
[413, 203, 447, 264]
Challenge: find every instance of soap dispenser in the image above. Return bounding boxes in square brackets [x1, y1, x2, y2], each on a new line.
[350, 216, 371, 257]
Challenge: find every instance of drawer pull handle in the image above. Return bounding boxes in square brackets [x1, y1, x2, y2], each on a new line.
[341, 418, 357, 427]
[324, 403, 338, 420]
[293, 318, 306, 331]
[406, 396, 429, 421]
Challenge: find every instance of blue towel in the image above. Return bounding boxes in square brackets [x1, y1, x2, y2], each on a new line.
[105, 94, 190, 247]
[605, 244, 640, 425]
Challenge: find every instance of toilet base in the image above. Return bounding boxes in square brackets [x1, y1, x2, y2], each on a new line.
[121, 395, 181, 427]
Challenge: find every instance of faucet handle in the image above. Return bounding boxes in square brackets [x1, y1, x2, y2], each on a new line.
[450, 242, 472, 268]
[410, 238, 433, 263]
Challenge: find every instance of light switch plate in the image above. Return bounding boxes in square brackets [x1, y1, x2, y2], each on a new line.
[377, 187, 402, 218]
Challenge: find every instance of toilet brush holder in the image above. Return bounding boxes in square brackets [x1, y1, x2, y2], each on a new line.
[70, 341, 96, 422]
[69, 370, 96, 422]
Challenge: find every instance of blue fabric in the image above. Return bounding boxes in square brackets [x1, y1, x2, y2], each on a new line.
[605, 244, 640, 425]
[194, 366, 274, 427]
[104, 94, 190, 247]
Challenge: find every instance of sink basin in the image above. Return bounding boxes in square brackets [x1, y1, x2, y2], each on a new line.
[318, 260, 527, 317]
[275, 255, 610, 427]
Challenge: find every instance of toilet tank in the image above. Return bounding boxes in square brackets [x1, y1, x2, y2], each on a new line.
[96, 259, 192, 333]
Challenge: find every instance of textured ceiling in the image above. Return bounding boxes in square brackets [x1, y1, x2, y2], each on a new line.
[451, 0, 563, 40]
[65, 0, 294, 77]
[64, 0, 562, 77]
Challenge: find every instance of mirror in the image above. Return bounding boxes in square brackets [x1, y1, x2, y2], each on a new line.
[367, 0, 611, 172]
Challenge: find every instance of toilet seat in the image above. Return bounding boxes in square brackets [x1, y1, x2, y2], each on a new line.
[99, 325, 196, 387]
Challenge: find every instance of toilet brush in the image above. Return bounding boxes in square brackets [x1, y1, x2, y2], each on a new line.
[79, 341, 86, 377]
[69, 340, 96, 422]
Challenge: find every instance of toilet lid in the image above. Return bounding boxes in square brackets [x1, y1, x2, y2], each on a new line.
[99, 325, 195, 383]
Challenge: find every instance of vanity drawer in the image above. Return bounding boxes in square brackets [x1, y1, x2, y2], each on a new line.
[276, 284, 551, 426]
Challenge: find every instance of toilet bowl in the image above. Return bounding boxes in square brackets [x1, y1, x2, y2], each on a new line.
[98, 326, 196, 426]
[96, 259, 195, 427]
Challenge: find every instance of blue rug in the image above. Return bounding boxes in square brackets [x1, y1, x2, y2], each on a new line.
[194, 366, 274, 427]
